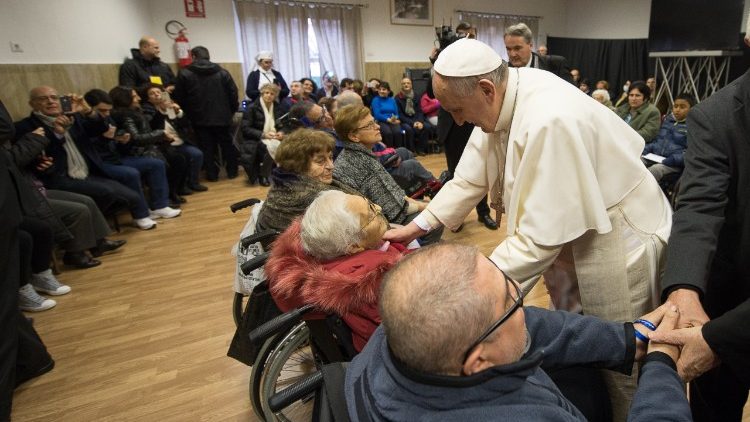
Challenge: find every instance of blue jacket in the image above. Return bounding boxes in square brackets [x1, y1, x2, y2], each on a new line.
[370, 96, 400, 123]
[345, 307, 691, 422]
[643, 114, 688, 168]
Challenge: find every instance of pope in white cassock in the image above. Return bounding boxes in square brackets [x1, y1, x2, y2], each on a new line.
[384, 38, 673, 419]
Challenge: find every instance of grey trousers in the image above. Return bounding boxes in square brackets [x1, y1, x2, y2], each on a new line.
[391, 148, 434, 184]
[46, 190, 111, 253]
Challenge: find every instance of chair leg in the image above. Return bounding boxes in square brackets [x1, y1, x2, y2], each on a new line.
[50, 249, 61, 275]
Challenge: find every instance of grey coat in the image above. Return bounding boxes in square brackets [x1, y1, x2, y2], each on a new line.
[333, 142, 408, 224]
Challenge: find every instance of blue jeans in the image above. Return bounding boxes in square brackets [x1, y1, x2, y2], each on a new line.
[176, 144, 204, 185]
[101, 157, 169, 211]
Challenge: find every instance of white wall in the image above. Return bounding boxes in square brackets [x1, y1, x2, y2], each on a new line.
[0, 0, 151, 64]
[147, 0, 241, 63]
[562, 0, 651, 39]
[0, 0, 239, 64]
[361, 0, 568, 61]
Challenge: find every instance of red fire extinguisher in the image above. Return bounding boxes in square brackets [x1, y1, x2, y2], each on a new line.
[175, 29, 192, 68]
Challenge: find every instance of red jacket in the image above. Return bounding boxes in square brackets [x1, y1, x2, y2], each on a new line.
[265, 219, 406, 351]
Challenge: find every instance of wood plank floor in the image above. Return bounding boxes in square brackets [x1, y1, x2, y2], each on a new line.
[11, 154, 749, 421]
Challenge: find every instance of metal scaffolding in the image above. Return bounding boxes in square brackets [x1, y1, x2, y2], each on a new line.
[650, 50, 741, 107]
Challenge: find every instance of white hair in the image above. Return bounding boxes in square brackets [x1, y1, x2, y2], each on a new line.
[592, 89, 610, 102]
[335, 90, 364, 108]
[300, 191, 362, 260]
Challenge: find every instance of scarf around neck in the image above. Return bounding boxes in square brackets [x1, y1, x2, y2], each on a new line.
[403, 90, 415, 116]
[34, 112, 89, 179]
[260, 101, 276, 136]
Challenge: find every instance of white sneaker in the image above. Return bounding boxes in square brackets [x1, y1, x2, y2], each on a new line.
[135, 217, 158, 230]
[150, 207, 181, 219]
[31, 270, 71, 296]
[19, 284, 57, 312]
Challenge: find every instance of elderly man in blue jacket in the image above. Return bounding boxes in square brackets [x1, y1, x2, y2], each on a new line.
[345, 243, 691, 422]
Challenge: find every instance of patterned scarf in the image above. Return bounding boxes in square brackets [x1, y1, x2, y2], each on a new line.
[403, 90, 415, 116]
[34, 112, 89, 179]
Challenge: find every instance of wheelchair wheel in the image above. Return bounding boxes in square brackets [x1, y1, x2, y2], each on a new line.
[260, 322, 317, 421]
[250, 330, 285, 421]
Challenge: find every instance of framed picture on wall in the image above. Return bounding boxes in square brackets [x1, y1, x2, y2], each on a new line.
[390, 0, 433, 26]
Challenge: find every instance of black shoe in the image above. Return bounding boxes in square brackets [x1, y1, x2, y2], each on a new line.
[178, 187, 193, 196]
[63, 252, 102, 269]
[451, 223, 464, 233]
[170, 194, 187, 204]
[205, 175, 219, 182]
[259, 176, 270, 187]
[227, 172, 239, 180]
[478, 214, 498, 230]
[189, 183, 208, 192]
[90, 239, 127, 257]
[15, 357, 54, 387]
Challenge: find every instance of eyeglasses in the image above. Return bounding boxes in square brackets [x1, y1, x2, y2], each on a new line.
[462, 260, 525, 363]
[356, 120, 379, 131]
[359, 199, 383, 232]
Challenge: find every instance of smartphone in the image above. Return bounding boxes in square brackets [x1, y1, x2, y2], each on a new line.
[60, 95, 73, 114]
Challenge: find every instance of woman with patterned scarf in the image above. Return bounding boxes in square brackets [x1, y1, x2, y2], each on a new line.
[255, 128, 359, 233]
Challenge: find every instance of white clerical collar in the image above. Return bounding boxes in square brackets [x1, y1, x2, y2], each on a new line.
[495, 68, 519, 133]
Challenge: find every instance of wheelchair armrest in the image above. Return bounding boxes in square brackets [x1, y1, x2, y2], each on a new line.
[240, 229, 279, 249]
[248, 303, 316, 346]
[230, 198, 261, 213]
[268, 371, 324, 413]
[240, 252, 269, 275]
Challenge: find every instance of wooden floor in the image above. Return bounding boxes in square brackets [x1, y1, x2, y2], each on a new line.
[10, 154, 749, 421]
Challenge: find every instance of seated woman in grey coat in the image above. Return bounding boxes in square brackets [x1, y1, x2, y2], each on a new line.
[333, 105, 442, 245]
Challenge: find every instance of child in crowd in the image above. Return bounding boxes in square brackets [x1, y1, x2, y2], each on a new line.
[642, 93, 695, 181]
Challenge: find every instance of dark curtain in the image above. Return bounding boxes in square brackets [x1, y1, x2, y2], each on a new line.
[547, 37, 649, 100]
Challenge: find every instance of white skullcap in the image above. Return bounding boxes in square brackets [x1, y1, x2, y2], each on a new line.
[434, 38, 503, 77]
[256, 51, 273, 62]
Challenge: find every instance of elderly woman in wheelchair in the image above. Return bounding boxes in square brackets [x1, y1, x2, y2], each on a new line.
[255, 128, 360, 233]
[265, 190, 410, 352]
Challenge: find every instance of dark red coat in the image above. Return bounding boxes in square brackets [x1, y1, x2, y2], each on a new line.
[265, 219, 406, 351]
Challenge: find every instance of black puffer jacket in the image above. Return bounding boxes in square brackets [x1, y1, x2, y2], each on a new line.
[173, 59, 239, 127]
[119, 49, 176, 89]
[110, 108, 165, 159]
[240, 100, 284, 142]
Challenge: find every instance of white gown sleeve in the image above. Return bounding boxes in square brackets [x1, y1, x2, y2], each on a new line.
[490, 230, 562, 290]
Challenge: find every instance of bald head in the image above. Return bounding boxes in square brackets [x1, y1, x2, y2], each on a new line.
[139, 36, 160, 59]
[380, 243, 497, 375]
[335, 90, 364, 109]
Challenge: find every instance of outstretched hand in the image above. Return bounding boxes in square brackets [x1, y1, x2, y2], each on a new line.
[382, 222, 424, 245]
[646, 303, 681, 364]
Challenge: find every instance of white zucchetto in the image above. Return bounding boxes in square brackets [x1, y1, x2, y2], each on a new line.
[434, 38, 504, 77]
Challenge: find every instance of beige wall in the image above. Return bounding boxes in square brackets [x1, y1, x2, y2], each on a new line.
[364, 62, 433, 93]
[0, 63, 245, 121]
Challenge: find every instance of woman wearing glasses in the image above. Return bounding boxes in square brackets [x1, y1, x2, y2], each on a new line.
[255, 128, 358, 233]
[334, 105, 443, 246]
[240, 83, 285, 186]
[265, 190, 410, 352]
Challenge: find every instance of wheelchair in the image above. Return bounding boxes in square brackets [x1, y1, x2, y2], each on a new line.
[230, 198, 356, 421]
[248, 303, 357, 421]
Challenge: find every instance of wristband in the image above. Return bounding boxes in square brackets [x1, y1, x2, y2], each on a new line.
[634, 319, 656, 331]
[634, 329, 649, 343]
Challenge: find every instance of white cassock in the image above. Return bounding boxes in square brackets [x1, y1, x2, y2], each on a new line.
[421, 67, 672, 323]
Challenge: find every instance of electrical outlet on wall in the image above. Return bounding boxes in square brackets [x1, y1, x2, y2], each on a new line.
[10, 42, 23, 53]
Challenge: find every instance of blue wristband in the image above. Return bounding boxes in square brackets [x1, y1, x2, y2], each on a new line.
[635, 319, 657, 331]
[634, 329, 650, 343]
